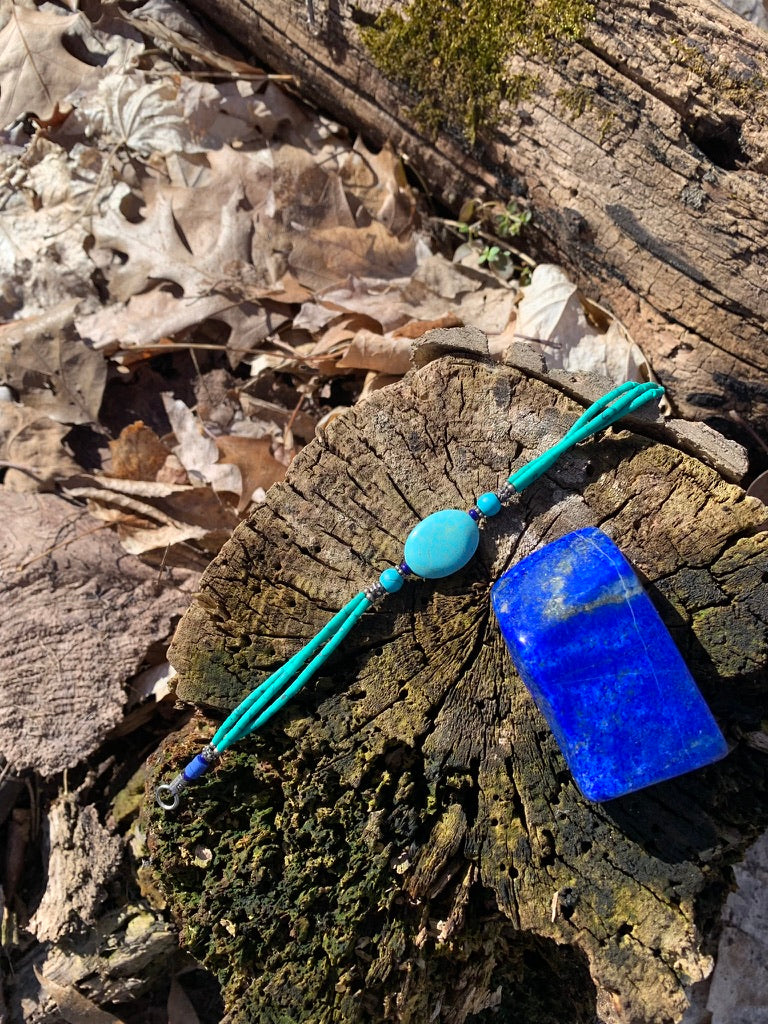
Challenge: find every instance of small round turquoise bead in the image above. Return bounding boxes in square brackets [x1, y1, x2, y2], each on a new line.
[379, 567, 405, 592]
[403, 509, 480, 579]
[477, 491, 502, 516]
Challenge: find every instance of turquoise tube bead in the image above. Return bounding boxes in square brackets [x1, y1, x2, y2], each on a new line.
[477, 491, 502, 516]
[403, 509, 480, 579]
[379, 567, 405, 592]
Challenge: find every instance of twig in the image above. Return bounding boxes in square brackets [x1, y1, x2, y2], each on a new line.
[15, 521, 111, 572]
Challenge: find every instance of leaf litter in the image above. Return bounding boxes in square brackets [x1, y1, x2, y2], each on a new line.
[0, 0, 661, 569]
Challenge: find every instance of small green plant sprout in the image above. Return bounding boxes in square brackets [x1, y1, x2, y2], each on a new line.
[495, 201, 532, 238]
[478, 244, 502, 266]
[443, 197, 534, 281]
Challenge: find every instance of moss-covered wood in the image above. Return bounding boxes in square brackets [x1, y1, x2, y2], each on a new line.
[180, 0, 768, 450]
[143, 339, 768, 1023]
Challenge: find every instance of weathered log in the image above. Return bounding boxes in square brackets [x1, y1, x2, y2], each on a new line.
[180, 0, 768, 450]
[145, 336, 768, 1024]
[0, 492, 197, 776]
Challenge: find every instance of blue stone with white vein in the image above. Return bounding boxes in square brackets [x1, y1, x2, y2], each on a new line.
[491, 527, 728, 801]
[403, 509, 480, 579]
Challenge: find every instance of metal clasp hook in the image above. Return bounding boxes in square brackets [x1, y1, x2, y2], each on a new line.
[155, 773, 188, 811]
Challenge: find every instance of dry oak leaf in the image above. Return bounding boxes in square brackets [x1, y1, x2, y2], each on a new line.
[87, 181, 254, 303]
[0, 401, 80, 487]
[336, 328, 414, 375]
[0, 301, 106, 424]
[0, 7, 103, 125]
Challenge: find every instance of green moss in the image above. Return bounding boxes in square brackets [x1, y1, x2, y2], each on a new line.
[361, 0, 595, 143]
[666, 36, 766, 109]
[556, 84, 593, 120]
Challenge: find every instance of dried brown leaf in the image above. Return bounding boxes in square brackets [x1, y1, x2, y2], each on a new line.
[336, 329, 413, 375]
[89, 183, 255, 304]
[64, 476, 237, 557]
[394, 314, 464, 339]
[288, 222, 419, 291]
[0, 302, 106, 424]
[34, 966, 126, 1024]
[108, 422, 171, 481]
[216, 435, 286, 511]
[339, 138, 414, 235]
[0, 402, 80, 487]
[0, 7, 103, 125]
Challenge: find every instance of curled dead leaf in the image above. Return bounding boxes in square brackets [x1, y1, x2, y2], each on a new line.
[394, 314, 464, 339]
[0, 7, 104, 125]
[336, 329, 413, 375]
[514, 265, 668, 410]
[34, 965, 126, 1024]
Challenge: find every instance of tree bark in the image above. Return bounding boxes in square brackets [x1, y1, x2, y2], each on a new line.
[146, 336, 768, 1024]
[180, 0, 768, 452]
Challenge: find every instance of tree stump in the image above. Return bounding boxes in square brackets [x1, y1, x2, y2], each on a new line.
[179, 0, 768, 448]
[144, 338, 768, 1024]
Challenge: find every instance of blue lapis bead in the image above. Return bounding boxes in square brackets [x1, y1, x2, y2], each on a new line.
[477, 491, 502, 516]
[492, 527, 728, 801]
[403, 509, 480, 579]
[183, 754, 211, 781]
[379, 567, 405, 593]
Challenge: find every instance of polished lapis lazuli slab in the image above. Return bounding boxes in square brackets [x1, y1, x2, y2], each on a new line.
[491, 527, 728, 801]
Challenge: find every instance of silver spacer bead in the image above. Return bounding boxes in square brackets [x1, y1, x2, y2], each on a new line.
[495, 481, 517, 504]
[201, 743, 221, 764]
[363, 581, 387, 605]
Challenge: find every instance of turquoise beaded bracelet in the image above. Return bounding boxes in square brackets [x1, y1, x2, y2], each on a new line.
[156, 379, 664, 810]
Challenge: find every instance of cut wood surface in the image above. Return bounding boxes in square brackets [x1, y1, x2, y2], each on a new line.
[146, 335, 768, 1024]
[182, 0, 768, 446]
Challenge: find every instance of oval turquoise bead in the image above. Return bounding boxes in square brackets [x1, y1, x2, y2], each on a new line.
[477, 491, 502, 516]
[403, 509, 480, 579]
[379, 567, 405, 592]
